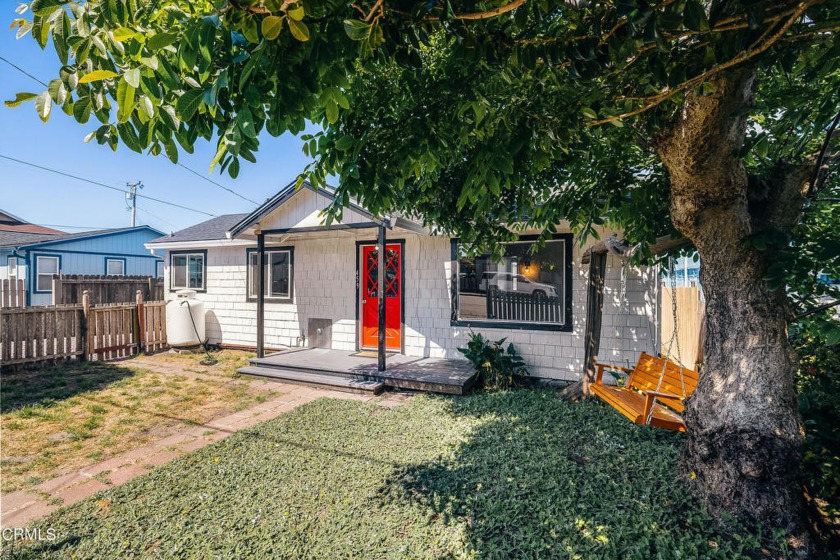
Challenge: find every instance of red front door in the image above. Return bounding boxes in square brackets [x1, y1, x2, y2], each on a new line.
[360, 244, 401, 350]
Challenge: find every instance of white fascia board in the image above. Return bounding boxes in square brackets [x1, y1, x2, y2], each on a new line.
[144, 239, 254, 251]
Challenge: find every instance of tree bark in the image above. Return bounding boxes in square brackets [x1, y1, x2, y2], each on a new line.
[657, 67, 813, 553]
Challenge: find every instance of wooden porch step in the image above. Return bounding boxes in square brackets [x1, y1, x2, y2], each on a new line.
[237, 366, 385, 395]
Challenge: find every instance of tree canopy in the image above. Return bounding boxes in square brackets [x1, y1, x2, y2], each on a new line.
[10, 0, 840, 550]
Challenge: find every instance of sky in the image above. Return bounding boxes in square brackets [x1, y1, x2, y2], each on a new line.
[0, 12, 317, 234]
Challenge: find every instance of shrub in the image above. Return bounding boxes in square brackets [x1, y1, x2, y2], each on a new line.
[795, 335, 840, 517]
[458, 332, 529, 389]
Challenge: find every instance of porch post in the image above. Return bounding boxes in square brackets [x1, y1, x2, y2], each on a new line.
[377, 223, 386, 372]
[257, 232, 265, 358]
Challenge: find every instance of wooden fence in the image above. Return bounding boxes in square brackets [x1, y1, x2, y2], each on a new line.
[486, 289, 563, 323]
[1, 291, 167, 367]
[52, 275, 164, 305]
[660, 286, 705, 369]
[1, 279, 26, 309]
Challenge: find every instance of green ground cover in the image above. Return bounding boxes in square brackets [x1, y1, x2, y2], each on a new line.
[2, 390, 782, 559]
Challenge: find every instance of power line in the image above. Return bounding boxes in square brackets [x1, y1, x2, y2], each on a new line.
[41, 223, 114, 230]
[0, 154, 217, 217]
[0, 55, 48, 87]
[3, 52, 260, 209]
[137, 207, 179, 230]
[177, 163, 260, 205]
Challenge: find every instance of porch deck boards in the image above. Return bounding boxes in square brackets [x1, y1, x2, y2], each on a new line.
[241, 348, 478, 395]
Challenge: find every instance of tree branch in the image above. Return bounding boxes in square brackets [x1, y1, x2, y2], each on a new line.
[796, 299, 840, 320]
[806, 110, 840, 199]
[588, 0, 817, 127]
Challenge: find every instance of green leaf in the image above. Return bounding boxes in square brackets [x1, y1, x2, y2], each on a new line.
[684, 0, 709, 32]
[117, 122, 143, 153]
[73, 96, 92, 123]
[35, 91, 52, 122]
[581, 107, 597, 120]
[343, 19, 370, 41]
[78, 69, 119, 84]
[236, 106, 256, 138]
[228, 157, 240, 178]
[335, 135, 355, 151]
[159, 105, 181, 130]
[262, 16, 284, 41]
[116, 79, 136, 122]
[325, 98, 338, 124]
[47, 78, 66, 105]
[112, 27, 136, 42]
[124, 67, 141, 88]
[30, 0, 66, 16]
[5, 92, 37, 108]
[287, 5, 305, 21]
[175, 88, 204, 120]
[146, 32, 178, 51]
[287, 18, 309, 42]
[139, 95, 154, 119]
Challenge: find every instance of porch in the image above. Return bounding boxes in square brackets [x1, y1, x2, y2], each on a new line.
[238, 348, 478, 395]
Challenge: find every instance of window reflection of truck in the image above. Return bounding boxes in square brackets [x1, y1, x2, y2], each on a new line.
[478, 272, 557, 298]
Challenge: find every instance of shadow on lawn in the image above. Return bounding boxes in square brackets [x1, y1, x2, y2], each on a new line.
[376, 390, 755, 559]
[0, 362, 136, 413]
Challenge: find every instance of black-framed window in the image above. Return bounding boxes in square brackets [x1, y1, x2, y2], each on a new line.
[170, 251, 206, 291]
[451, 234, 573, 331]
[35, 255, 59, 292]
[246, 248, 294, 302]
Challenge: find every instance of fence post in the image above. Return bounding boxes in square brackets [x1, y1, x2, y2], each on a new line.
[147, 277, 154, 301]
[52, 275, 61, 305]
[136, 290, 145, 355]
[82, 290, 93, 361]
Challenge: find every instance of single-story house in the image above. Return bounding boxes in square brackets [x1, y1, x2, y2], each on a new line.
[146, 182, 660, 382]
[0, 210, 164, 306]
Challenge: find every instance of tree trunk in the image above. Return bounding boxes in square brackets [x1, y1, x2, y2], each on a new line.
[657, 67, 813, 553]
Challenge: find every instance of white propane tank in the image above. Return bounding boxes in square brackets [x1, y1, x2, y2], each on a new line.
[166, 290, 206, 348]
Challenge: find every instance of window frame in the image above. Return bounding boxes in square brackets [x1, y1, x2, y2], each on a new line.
[104, 257, 126, 276]
[7, 256, 18, 281]
[245, 247, 294, 303]
[169, 250, 207, 292]
[449, 233, 573, 332]
[34, 254, 61, 294]
[156, 260, 164, 278]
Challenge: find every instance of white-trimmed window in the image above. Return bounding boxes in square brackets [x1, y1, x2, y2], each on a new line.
[7, 257, 18, 281]
[106, 258, 125, 276]
[170, 252, 205, 290]
[247, 249, 293, 301]
[156, 261, 164, 278]
[36, 255, 59, 292]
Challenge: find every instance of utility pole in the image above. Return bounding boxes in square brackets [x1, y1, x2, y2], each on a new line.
[126, 181, 143, 227]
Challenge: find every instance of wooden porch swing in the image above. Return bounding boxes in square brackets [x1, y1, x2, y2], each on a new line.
[591, 352, 699, 432]
[574, 235, 700, 432]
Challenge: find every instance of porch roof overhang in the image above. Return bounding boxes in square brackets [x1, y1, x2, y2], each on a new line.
[226, 180, 429, 241]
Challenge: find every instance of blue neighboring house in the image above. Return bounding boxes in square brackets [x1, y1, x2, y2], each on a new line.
[0, 210, 164, 306]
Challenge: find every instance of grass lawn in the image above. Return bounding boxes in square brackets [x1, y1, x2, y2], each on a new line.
[2, 390, 781, 559]
[0, 350, 275, 494]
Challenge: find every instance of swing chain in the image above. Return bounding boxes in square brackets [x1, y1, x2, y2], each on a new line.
[664, 256, 682, 364]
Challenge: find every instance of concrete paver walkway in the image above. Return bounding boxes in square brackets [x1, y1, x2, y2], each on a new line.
[1, 381, 411, 528]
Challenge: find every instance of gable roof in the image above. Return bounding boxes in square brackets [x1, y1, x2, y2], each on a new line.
[226, 181, 375, 239]
[0, 209, 64, 236]
[0, 225, 165, 249]
[147, 214, 249, 245]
